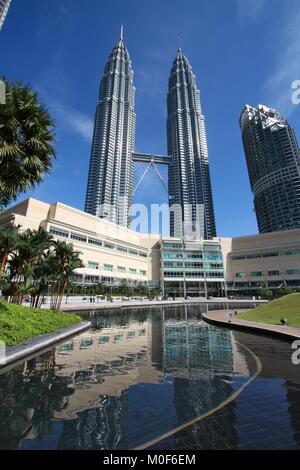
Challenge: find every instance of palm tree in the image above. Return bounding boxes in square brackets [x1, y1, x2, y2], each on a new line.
[18, 228, 54, 304]
[149, 286, 162, 300]
[0, 224, 21, 272]
[134, 282, 149, 297]
[0, 270, 9, 292]
[50, 241, 83, 310]
[30, 251, 56, 308]
[118, 279, 131, 297]
[1, 226, 82, 309]
[5, 227, 53, 304]
[19, 227, 54, 262]
[0, 79, 55, 207]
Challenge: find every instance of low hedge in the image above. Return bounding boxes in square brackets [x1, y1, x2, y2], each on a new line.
[0, 300, 81, 346]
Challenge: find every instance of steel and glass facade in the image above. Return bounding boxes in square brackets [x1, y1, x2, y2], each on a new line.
[240, 104, 300, 234]
[85, 38, 217, 239]
[167, 50, 216, 240]
[85, 34, 136, 227]
[161, 238, 226, 298]
[0, 0, 11, 30]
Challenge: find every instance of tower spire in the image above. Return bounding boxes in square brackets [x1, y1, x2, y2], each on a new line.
[167, 51, 216, 239]
[120, 24, 124, 41]
[85, 31, 135, 227]
[177, 36, 181, 51]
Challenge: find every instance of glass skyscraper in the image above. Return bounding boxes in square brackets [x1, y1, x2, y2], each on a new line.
[85, 30, 136, 227]
[240, 104, 300, 233]
[167, 49, 216, 240]
[0, 0, 11, 30]
[85, 37, 217, 238]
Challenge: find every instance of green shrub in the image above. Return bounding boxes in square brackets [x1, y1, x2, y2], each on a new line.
[0, 300, 81, 346]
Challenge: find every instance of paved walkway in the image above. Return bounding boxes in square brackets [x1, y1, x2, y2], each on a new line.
[202, 310, 300, 341]
[58, 297, 266, 312]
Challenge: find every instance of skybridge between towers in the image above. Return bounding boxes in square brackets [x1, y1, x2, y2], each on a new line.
[132, 152, 172, 165]
[132, 152, 171, 196]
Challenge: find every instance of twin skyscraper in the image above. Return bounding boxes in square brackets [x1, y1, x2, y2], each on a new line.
[85, 30, 216, 239]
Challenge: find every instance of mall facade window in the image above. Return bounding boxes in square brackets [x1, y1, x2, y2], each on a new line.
[88, 261, 99, 270]
[161, 238, 226, 298]
[104, 264, 113, 272]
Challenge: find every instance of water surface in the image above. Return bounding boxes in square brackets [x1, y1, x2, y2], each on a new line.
[0, 304, 299, 450]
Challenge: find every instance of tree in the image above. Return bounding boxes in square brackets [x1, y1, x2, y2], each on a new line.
[30, 251, 57, 308]
[0, 79, 55, 207]
[93, 282, 107, 296]
[149, 286, 162, 300]
[276, 286, 293, 298]
[257, 284, 273, 300]
[49, 241, 83, 311]
[0, 224, 21, 271]
[133, 282, 149, 297]
[0, 270, 8, 292]
[0, 226, 84, 309]
[118, 279, 131, 297]
[8, 227, 53, 304]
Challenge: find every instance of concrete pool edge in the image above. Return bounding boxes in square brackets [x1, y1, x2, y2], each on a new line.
[202, 310, 300, 341]
[0, 321, 91, 370]
[62, 298, 267, 313]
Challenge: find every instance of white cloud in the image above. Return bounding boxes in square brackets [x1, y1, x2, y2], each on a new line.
[235, 0, 300, 117]
[60, 108, 94, 141]
[53, 104, 94, 142]
[264, 5, 300, 116]
[234, 0, 268, 23]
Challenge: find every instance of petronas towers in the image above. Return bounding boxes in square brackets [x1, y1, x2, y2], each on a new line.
[85, 31, 216, 239]
[85, 28, 135, 226]
[167, 49, 216, 239]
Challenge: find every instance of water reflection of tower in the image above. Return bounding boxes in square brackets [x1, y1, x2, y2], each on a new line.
[0, 350, 72, 450]
[58, 391, 130, 450]
[151, 309, 163, 369]
[161, 304, 234, 374]
[161, 305, 240, 448]
[56, 316, 158, 450]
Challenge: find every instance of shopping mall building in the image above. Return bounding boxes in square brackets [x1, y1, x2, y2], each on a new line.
[0, 198, 300, 297]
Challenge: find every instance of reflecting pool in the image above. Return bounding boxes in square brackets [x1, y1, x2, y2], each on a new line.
[0, 304, 299, 450]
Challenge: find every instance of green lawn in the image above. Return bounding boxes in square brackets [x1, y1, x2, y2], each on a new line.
[0, 300, 81, 346]
[237, 293, 300, 328]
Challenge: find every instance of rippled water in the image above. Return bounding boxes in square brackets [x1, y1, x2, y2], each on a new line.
[0, 304, 299, 450]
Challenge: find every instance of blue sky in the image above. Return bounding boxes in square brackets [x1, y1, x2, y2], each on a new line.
[1, 0, 300, 237]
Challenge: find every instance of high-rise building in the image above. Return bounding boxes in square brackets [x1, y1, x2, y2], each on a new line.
[240, 104, 300, 234]
[167, 49, 216, 239]
[85, 28, 136, 227]
[0, 0, 11, 30]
